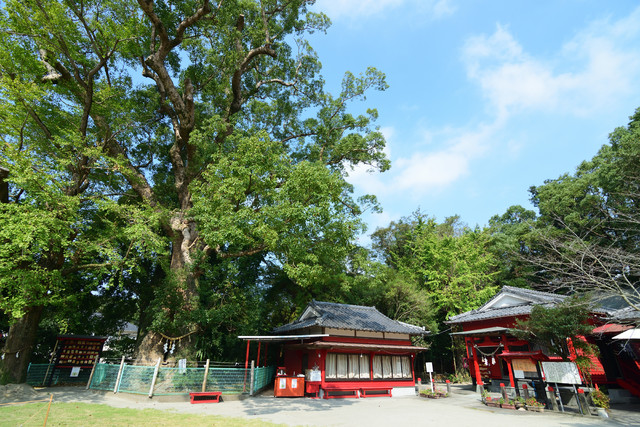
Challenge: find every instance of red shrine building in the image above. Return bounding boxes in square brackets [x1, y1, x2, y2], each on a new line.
[447, 286, 640, 401]
[244, 301, 428, 398]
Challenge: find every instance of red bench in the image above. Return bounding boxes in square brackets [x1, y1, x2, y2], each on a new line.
[360, 387, 392, 398]
[322, 385, 359, 399]
[189, 391, 222, 404]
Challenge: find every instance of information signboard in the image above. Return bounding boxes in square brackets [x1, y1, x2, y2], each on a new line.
[54, 336, 106, 368]
[540, 361, 582, 384]
[45, 335, 107, 386]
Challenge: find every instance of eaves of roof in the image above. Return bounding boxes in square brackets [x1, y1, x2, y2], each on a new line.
[446, 303, 551, 324]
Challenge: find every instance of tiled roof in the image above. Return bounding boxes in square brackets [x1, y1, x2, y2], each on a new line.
[609, 306, 640, 322]
[446, 286, 566, 324]
[446, 302, 554, 324]
[273, 300, 427, 335]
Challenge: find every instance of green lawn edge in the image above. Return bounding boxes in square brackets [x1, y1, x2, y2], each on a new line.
[0, 401, 284, 426]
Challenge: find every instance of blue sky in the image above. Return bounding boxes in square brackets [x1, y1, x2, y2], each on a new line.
[306, 0, 640, 241]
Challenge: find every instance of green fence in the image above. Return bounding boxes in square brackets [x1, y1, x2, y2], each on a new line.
[253, 365, 276, 392]
[26, 364, 92, 387]
[27, 362, 276, 396]
[87, 363, 275, 396]
[88, 363, 120, 391]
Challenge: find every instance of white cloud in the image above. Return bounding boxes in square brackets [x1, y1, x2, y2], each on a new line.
[350, 6, 640, 205]
[347, 121, 500, 197]
[313, 0, 455, 22]
[462, 9, 640, 118]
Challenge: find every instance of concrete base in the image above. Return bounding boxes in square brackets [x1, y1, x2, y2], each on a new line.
[609, 388, 640, 404]
[392, 387, 417, 397]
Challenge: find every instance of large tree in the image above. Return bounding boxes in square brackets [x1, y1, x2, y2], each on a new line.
[0, 0, 162, 382]
[2, 0, 390, 369]
[528, 108, 640, 314]
[126, 0, 388, 361]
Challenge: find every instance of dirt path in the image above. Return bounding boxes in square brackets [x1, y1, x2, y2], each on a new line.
[6, 385, 638, 427]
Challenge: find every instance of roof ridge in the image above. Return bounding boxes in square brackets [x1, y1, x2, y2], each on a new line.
[313, 300, 377, 310]
[503, 285, 565, 299]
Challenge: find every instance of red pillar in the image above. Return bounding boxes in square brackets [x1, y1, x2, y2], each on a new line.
[257, 342, 262, 368]
[411, 354, 415, 381]
[501, 334, 515, 388]
[468, 338, 483, 385]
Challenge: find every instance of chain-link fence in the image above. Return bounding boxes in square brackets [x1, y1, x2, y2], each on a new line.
[27, 361, 275, 396]
[88, 363, 120, 391]
[87, 362, 275, 396]
[26, 364, 92, 387]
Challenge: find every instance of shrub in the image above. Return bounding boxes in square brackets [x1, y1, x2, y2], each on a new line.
[591, 389, 610, 409]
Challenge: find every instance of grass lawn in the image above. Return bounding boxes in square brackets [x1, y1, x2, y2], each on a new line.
[0, 401, 283, 426]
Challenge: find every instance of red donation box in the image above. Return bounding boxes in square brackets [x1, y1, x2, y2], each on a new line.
[274, 376, 305, 397]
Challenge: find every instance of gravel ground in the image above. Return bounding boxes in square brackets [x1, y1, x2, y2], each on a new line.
[4, 384, 639, 427]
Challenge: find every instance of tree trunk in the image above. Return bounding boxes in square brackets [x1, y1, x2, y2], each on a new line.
[135, 220, 201, 363]
[1, 305, 43, 383]
[134, 330, 165, 364]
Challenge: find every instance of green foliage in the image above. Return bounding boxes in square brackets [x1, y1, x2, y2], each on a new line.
[591, 389, 610, 409]
[371, 211, 499, 374]
[447, 371, 471, 384]
[525, 397, 544, 407]
[487, 205, 539, 288]
[385, 212, 499, 320]
[513, 294, 597, 361]
[0, 0, 393, 365]
[526, 108, 640, 308]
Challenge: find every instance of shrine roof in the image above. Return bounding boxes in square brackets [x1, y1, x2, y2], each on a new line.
[446, 286, 565, 324]
[609, 306, 640, 322]
[273, 300, 428, 336]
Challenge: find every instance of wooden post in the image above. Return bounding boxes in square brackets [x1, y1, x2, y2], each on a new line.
[522, 383, 530, 400]
[577, 388, 592, 416]
[148, 357, 162, 398]
[249, 360, 255, 396]
[113, 356, 126, 394]
[500, 382, 508, 401]
[86, 354, 100, 389]
[547, 386, 559, 411]
[201, 359, 210, 392]
[42, 339, 60, 387]
[243, 340, 250, 392]
[446, 379, 451, 395]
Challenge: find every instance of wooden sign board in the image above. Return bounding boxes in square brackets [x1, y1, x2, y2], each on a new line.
[541, 361, 581, 384]
[54, 336, 106, 368]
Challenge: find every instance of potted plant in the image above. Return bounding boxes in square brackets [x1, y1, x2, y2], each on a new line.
[485, 395, 499, 407]
[525, 397, 545, 412]
[500, 398, 516, 409]
[590, 388, 610, 418]
[514, 396, 526, 409]
[420, 389, 438, 399]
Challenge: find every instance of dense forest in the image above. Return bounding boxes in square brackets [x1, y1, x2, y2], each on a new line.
[1, 0, 639, 384]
